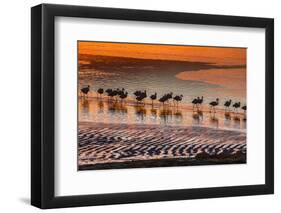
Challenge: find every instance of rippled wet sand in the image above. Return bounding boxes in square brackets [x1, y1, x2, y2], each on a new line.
[78, 122, 246, 170]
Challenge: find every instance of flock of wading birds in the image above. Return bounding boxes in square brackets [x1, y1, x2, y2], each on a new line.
[80, 85, 247, 115]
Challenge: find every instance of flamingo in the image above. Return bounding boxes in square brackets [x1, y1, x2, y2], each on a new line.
[209, 98, 219, 113]
[135, 90, 147, 105]
[197, 96, 204, 109]
[224, 99, 232, 111]
[173, 95, 183, 107]
[166, 92, 173, 105]
[119, 91, 128, 103]
[136, 94, 145, 105]
[192, 97, 199, 110]
[134, 90, 142, 97]
[142, 90, 147, 99]
[105, 89, 113, 101]
[97, 88, 104, 98]
[159, 95, 168, 106]
[117, 88, 125, 96]
[115, 88, 121, 101]
[232, 102, 241, 112]
[105, 88, 112, 94]
[150, 92, 157, 106]
[108, 89, 118, 101]
[81, 85, 90, 98]
[242, 105, 247, 112]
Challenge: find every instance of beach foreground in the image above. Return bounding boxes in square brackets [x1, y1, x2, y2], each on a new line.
[78, 122, 246, 170]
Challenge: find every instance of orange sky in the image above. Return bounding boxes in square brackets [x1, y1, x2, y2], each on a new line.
[78, 41, 246, 66]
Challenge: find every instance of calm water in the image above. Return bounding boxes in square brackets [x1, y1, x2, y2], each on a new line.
[79, 59, 246, 104]
[79, 55, 246, 130]
[79, 98, 246, 131]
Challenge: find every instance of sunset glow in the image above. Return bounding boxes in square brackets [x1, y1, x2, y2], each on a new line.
[78, 41, 246, 66]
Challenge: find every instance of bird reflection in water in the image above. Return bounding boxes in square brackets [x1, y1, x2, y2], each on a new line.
[97, 100, 104, 113]
[224, 112, 231, 128]
[209, 113, 219, 128]
[108, 102, 128, 114]
[242, 105, 247, 122]
[150, 108, 158, 120]
[241, 117, 247, 129]
[81, 99, 89, 114]
[232, 116, 241, 129]
[173, 109, 183, 124]
[174, 109, 183, 119]
[192, 110, 203, 125]
[135, 106, 146, 122]
[159, 108, 172, 124]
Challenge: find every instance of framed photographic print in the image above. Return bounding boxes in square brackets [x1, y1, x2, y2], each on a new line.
[31, 4, 274, 209]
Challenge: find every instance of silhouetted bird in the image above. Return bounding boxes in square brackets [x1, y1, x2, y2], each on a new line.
[135, 90, 147, 105]
[115, 88, 121, 100]
[197, 96, 204, 109]
[224, 99, 232, 111]
[166, 92, 173, 105]
[167, 92, 173, 100]
[192, 97, 199, 110]
[119, 91, 128, 103]
[105, 89, 113, 101]
[142, 90, 147, 99]
[242, 105, 247, 112]
[210, 115, 219, 128]
[97, 88, 104, 98]
[159, 95, 169, 106]
[150, 92, 157, 105]
[209, 98, 219, 112]
[105, 88, 113, 95]
[134, 90, 142, 97]
[173, 95, 183, 106]
[81, 85, 90, 97]
[108, 89, 118, 101]
[136, 95, 145, 104]
[118, 88, 125, 96]
[233, 102, 241, 112]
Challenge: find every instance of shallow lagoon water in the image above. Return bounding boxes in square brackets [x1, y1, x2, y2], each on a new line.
[79, 97, 246, 131]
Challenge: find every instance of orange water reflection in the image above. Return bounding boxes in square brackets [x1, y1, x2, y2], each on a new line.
[176, 68, 246, 99]
[79, 98, 246, 132]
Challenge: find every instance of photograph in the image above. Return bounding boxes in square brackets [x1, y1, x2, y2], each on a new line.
[30, 2, 274, 209]
[78, 41, 247, 170]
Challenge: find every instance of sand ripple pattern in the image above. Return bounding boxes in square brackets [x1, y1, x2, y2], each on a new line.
[78, 122, 246, 167]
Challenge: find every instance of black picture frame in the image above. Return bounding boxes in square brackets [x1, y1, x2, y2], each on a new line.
[31, 3, 274, 209]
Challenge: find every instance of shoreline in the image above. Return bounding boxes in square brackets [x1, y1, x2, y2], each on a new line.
[79, 156, 246, 170]
[79, 121, 246, 133]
